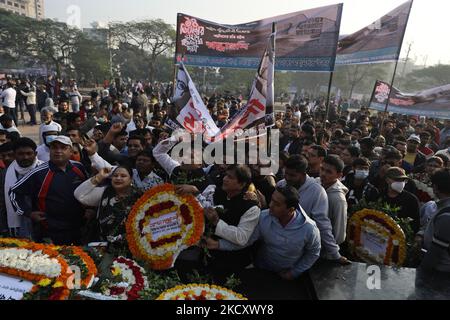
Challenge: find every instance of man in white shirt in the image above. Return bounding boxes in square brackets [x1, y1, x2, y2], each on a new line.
[0, 83, 17, 125]
[39, 109, 62, 145]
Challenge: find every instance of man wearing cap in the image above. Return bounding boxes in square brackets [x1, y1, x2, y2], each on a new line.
[379, 167, 420, 233]
[9, 136, 88, 245]
[36, 123, 61, 162]
[404, 134, 427, 173]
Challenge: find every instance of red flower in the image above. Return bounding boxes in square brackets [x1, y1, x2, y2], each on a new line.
[110, 287, 126, 296]
[180, 204, 192, 224]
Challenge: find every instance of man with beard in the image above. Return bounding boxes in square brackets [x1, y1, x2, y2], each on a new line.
[0, 138, 43, 238]
[284, 124, 302, 155]
[404, 135, 427, 173]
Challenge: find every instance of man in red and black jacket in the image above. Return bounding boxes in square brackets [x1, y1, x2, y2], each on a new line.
[9, 136, 88, 245]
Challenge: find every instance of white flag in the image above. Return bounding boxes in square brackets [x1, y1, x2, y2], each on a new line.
[173, 63, 220, 138]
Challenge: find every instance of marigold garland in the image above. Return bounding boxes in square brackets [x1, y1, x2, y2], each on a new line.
[347, 209, 407, 266]
[157, 284, 247, 300]
[0, 238, 31, 248]
[52, 246, 98, 289]
[126, 184, 204, 270]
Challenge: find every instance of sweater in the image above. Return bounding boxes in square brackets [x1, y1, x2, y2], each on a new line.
[278, 176, 341, 260]
[20, 90, 36, 105]
[219, 208, 321, 278]
[325, 180, 349, 245]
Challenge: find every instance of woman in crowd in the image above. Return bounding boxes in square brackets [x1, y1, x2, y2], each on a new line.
[74, 166, 142, 244]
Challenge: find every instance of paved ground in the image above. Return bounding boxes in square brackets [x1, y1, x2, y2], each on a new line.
[15, 112, 40, 143]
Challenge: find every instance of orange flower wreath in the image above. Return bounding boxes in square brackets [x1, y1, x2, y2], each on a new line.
[125, 184, 204, 270]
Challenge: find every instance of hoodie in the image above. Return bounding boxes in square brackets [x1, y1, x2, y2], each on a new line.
[278, 176, 341, 260]
[219, 208, 321, 278]
[325, 180, 349, 245]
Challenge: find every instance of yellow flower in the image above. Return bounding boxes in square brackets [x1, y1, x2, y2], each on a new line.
[53, 281, 64, 288]
[111, 267, 121, 277]
[37, 278, 52, 287]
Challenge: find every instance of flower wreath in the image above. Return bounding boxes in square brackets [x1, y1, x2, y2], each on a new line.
[126, 184, 204, 270]
[0, 238, 31, 248]
[52, 246, 98, 289]
[0, 240, 71, 300]
[99, 256, 148, 300]
[347, 209, 407, 266]
[157, 284, 247, 300]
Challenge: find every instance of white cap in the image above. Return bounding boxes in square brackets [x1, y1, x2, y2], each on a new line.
[49, 135, 73, 147]
[41, 123, 60, 134]
[407, 134, 421, 144]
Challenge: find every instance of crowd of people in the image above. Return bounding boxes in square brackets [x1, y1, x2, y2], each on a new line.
[0, 75, 449, 286]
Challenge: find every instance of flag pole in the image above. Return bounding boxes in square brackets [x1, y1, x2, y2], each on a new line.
[267, 22, 276, 157]
[383, 59, 400, 115]
[324, 71, 334, 125]
[172, 13, 182, 101]
[380, 0, 414, 130]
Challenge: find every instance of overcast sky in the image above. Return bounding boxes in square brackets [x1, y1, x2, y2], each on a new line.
[45, 0, 449, 66]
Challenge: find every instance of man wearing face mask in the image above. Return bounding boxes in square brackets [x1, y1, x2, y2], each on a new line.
[379, 167, 420, 233]
[36, 123, 61, 162]
[344, 157, 379, 210]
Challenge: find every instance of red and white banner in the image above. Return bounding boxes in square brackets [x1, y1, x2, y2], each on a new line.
[173, 63, 221, 138]
[217, 30, 276, 141]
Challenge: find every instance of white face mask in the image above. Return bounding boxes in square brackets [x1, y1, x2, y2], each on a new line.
[45, 135, 58, 145]
[354, 170, 369, 180]
[391, 181, 406, 193]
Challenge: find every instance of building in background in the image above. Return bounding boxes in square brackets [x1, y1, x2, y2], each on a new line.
[83, 22, 110, 44]
[0, 0, 44, 20]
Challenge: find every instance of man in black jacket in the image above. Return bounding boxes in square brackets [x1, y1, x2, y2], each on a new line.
[378, 167, 420, 233]
[9, 136, 88, 245]
[286, 124, 303, 156]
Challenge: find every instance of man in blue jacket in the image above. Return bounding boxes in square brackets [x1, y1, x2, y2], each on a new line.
[206, 185, 321, 280]
[9, 135, 88, 245]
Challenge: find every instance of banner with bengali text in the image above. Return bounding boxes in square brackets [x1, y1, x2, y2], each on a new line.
[175, 4, 343, 71]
